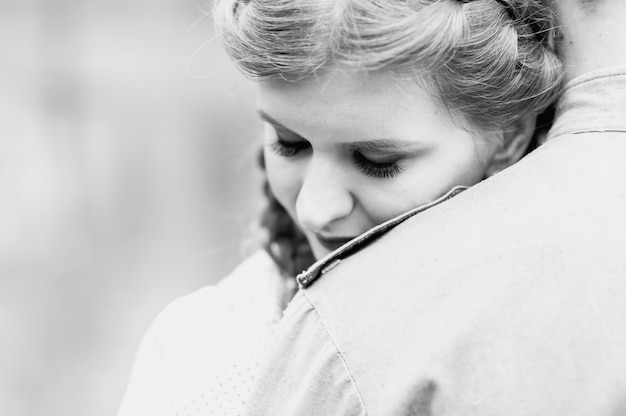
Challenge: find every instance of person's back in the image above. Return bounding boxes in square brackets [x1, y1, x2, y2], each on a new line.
[241, 1, 626, 414]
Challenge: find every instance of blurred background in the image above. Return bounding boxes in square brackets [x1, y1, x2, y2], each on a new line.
[0, 0, 263, 415]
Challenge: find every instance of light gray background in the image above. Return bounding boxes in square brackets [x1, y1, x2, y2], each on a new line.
[0, 1, 263, 415]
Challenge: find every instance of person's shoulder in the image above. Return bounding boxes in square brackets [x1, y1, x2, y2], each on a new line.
[383, 131, 626, 252]
[118, 251, 285, 414]
[146, 250, 285, 365]
[320, 135, 626, 296]
[156, 250, 271, 314]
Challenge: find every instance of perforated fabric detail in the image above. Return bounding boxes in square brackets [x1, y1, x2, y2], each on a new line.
[117, 250, 291, 416]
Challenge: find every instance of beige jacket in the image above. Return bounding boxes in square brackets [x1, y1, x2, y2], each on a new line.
[243, 67, 626, 416]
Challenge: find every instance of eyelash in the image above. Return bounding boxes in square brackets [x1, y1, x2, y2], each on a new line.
[352, 151, 403, 179]
[269, 138, 403, 179]
[269, 138, 310, 158]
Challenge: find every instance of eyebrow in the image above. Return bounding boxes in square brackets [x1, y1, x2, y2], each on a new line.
[341, 139, 425, 154]
[257, 110, 290, 130]
[258, 109, 425, 152]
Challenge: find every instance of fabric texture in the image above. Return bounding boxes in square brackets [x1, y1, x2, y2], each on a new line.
[241, 67, 626, 415]
[116, 250, 290, 416]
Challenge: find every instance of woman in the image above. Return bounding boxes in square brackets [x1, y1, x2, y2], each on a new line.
[117, 0, 562, 414]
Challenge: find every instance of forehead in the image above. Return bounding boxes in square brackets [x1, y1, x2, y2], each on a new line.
[256, 70, 450, 140]
[578, 0, 604, 11]
[549, 0, 604, 13]
[258, 70, 425, 108]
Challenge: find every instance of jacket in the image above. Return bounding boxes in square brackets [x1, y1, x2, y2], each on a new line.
[242, 67, 626, 416]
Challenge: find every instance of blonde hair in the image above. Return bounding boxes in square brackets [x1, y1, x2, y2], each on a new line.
[215, 0, 563, 131]
[213, 0, 564, 277]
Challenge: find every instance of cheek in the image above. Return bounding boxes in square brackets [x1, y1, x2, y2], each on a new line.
[434, 137, 495, 183]
[264, 150, 303, 215]
[375, 144, 489, 214]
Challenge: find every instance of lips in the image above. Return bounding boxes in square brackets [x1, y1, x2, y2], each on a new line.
[316, 235, 356, 252]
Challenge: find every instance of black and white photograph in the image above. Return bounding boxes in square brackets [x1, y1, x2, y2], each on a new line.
[2, 0, 626, 415]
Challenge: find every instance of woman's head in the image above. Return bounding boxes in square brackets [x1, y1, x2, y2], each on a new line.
[215, 0, 563, 266]
[256, 70, 542, 260]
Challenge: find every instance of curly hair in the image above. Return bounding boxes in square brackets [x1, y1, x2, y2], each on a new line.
[257, 149, 315, 278]
[214, 0, 564, 277]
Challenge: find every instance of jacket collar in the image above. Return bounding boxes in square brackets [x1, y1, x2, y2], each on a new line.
[549, 67, 626, 141]
[296, 186, 468, 289]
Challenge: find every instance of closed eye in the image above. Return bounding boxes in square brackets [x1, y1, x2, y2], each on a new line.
[269, 137, 311, 157]
[352, 151, 403, 179]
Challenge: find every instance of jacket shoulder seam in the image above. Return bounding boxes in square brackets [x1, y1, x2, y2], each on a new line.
[301, 290, 368, 416]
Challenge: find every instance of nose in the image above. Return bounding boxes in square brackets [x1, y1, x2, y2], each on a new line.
[296, 158, 354, 234]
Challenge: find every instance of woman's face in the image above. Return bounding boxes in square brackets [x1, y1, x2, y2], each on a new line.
[258, 70, 502, 260]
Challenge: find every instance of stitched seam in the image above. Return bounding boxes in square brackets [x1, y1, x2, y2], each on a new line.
[565, 72, 626, 90]
[549, 128, 626, 141]
[571, 129, 626, 134]
[301, 290, 368, 416]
